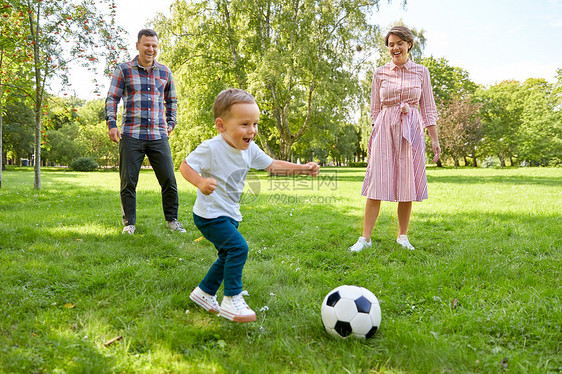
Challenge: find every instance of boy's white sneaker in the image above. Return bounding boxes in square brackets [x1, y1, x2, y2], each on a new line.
[122, 225, 135, 235]
[397, 235, 415, 250]
[348, 237, 372, 252]
[219, 293, 256, 322]
[190, 287, 220, 314]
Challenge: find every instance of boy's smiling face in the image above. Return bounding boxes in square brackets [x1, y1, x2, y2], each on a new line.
[216, 102, 260, 150]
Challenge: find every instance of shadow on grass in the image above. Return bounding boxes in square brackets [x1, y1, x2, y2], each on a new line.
[0, 332, 117, 373]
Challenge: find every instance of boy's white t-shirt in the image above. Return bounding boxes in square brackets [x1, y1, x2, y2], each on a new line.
[185, 134, 274, 221]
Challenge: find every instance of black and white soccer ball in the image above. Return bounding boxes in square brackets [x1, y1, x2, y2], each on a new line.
[321, 285, 381, 339]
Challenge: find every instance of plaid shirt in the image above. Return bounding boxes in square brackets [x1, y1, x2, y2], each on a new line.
[105, 56, 177, 140]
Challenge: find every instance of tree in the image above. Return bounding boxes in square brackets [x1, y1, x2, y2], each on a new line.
[437, 97, 482, 168]
[41, 96, 84, 165]
[476, 81, 523, 167]
[46, 122, 83, 165]
[330, 123, 359, 165]
[2, 98, 35, 165]
[516, 78, 562, 166]
[78, 120, 119, 168]
[421, 56, 477, 107]
[553, 68, 562, 103]
[75, 98, 119, 167]
[156, 0, 401, 162]
[9, 0, 127, 189]
[0, 1, 33, 183]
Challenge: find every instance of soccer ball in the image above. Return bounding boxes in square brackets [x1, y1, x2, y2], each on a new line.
[321, 285, 381, 339]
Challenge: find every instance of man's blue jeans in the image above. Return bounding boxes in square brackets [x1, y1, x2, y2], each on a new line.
[119, 134, 178, 226]
[193, 214, 249, 297]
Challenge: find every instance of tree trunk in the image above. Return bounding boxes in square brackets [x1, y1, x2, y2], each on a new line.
[30, 9, 42, 190]
[0, 50, 3, 187]
[34, 106, 41, 189]
[0, 82, 3, 187]
[436, 159, 442, 167]
[497, 154, 505, 169]
[453, 158, 459, 169]
[278, 135, 293, 161]
[464, 156, 469, 166]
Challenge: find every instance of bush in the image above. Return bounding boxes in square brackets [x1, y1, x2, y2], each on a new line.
[348, 162, 368, 167]
[70, 157, 98, 171]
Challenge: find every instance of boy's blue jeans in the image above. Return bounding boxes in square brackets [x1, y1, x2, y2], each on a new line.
[193, 214, 249, 297]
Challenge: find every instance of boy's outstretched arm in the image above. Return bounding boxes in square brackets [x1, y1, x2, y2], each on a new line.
[179, 160, 217, 195]
[266, 160, 320, 177]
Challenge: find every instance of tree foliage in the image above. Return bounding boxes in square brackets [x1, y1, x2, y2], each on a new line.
[2, 1, 559, 170]
[421, 56, 477, 106]
[476, 78, 561, 167]
[4, 0, 127, 188]
[0, 1, 33, 181]
[2, 98, 34, 165]
[38, 97, 118, 168]
[517, 78, 562, 165]
[437, 97, 482, 168]
[156, 0, 396, 162]
[476, 81, 524, 167]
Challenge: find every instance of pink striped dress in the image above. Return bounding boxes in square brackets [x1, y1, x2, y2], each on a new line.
[361, 59, 437, 202]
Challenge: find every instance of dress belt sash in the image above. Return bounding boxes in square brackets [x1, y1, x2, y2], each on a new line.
[382, 102, 420, 144]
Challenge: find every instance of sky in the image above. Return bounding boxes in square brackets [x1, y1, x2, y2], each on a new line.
[67, 0, 562, 100]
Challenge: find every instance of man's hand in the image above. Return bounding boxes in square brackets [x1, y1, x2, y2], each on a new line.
[197, 177, 218, 195]
[108, 127, 121, 143]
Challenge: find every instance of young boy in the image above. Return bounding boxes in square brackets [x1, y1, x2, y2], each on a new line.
[180, 88, 319, 322]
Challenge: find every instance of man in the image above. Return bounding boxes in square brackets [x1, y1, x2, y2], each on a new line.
[105, 29, 186, 235]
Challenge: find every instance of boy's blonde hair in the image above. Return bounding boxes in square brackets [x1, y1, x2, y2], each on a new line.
[213, 88, 256, 120]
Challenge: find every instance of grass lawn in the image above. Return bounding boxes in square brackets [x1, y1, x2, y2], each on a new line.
[0, 166, 560, 373]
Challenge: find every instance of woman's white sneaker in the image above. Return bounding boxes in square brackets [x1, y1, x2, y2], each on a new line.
[190, 287, 220, 314]
[219, 293, 256, 322]
[397, 235, 415, 250]
[348, 237, 372, 252]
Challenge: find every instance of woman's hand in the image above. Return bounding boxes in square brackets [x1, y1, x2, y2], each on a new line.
[432, 140, 441, 163]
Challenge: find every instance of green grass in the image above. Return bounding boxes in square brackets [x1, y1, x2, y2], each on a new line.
[0, 166, 560, 373]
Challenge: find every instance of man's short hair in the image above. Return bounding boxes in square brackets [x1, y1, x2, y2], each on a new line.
[213, 88, 256, 119]
[138, 29, 158, 41]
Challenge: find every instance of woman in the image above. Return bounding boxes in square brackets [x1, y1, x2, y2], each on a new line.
[349, 25, 440, 252]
